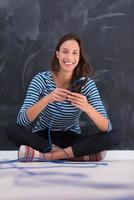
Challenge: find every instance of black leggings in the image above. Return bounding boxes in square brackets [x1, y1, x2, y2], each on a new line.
[6, 124, 120, 157]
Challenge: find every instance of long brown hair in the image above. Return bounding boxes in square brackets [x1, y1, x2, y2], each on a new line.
[51, 34, 94, 91]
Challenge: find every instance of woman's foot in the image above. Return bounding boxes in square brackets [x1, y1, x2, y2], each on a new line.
[69, 151, 106, 161]
[18, 144, 61, 162]
[18, 145, 44, 162]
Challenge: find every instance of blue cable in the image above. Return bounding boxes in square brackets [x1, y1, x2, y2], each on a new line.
[43, 77, 88, 159]
[43, 102, 68, 160]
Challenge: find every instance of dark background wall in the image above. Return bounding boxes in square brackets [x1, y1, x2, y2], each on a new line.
[0, 0, 134, 150]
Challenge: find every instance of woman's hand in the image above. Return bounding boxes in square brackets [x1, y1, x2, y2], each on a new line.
[47, 88, 72, 103]
[67, 92, 89, 112]
[68, 92, 109, 131]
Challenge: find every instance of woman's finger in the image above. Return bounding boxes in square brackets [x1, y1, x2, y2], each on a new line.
[67, 95, 84, 103]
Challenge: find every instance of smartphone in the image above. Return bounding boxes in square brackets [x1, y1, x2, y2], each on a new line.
[71, 77, 87, 93]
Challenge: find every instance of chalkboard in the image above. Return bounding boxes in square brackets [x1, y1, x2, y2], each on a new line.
[0, 0, 134, 150]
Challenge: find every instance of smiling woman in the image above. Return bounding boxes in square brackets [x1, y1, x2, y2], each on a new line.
[56, 39, 80, 74]
[6, 34, 120, 162]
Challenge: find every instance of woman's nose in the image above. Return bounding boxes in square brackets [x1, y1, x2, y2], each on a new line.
[66, 53, 73, 60]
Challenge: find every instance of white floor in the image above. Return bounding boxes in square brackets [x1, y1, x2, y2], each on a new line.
[0, 151, 134, 200]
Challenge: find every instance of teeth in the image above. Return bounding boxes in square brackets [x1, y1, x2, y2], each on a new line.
[64, 61, 73, 65]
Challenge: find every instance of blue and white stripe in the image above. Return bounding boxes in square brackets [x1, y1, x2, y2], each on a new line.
[17, 71, 112, 134]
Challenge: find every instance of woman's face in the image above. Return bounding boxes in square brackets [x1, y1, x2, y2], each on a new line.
[56, 39, 80, 73]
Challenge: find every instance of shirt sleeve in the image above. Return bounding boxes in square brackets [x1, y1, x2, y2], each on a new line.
[17, 73, 46, 126]
[82, 78, 112, 132]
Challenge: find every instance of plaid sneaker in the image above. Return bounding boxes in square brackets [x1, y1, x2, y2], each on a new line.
[69, 151, 106, 162]
[18, 144, 60, 162]
[18, 145, 44, 162]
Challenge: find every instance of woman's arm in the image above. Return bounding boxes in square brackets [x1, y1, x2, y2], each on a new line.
[17, 73, 71, 126]
[26, 88, 71, 122]
[83, 102, 109, 132]
[67, 79, 111, 132]
[67, 92, 109, 132]
[26, 95, 50, 122]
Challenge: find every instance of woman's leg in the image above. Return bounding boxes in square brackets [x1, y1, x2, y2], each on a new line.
[71, 129, 120, 157]
[6, 123, 51, 153]
[6, 124, 120, 161]
[45, 129, 120, 160]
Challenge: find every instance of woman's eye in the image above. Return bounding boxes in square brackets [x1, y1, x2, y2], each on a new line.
[62, 50, 79, 55]
[63, 50, 68, 54]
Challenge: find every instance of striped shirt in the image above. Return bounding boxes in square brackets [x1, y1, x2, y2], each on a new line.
[17, 71, 112, 134]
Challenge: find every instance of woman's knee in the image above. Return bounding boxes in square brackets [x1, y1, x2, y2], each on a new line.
[6, 123, 22, 140]
[107, 129, 120, 148]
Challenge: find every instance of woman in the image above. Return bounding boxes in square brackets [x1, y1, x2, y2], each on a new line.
[6, 34, 119, 161]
